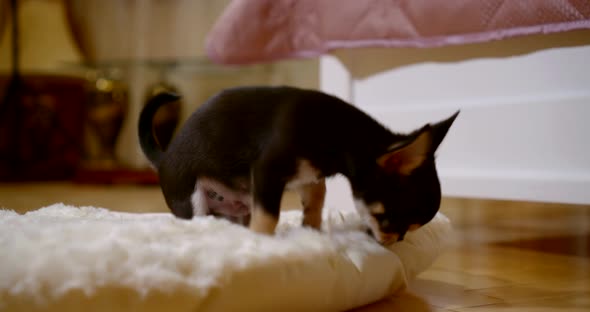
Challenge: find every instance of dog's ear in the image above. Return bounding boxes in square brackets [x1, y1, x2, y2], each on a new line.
[430, 111, 460, 152]
[376, 110, 459, 175]
[377, 128, 432, 175]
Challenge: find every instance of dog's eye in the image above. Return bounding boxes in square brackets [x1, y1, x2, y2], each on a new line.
[380, 219, 390, 227]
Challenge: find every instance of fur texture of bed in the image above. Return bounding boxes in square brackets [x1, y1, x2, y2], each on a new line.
[0, 204, 453, 311]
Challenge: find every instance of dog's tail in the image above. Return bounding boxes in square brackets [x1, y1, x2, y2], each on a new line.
[138, 92, 181, 166]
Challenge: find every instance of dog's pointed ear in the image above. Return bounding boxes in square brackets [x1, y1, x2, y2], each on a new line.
[376, 110, 459, 175]
[377, 127, 432, 175]
[430, 110, 460, 152]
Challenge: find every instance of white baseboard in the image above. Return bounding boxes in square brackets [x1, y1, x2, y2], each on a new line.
[439, 169, 590, 205]
[324, 169, 590, 210]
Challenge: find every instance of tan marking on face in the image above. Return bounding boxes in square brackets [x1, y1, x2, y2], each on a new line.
[249, 205, 278, 234]
[366, 216, 399, 245]
[297, 179, 326, 230]
[408, 223, 421, 231]
[354, 199, 405, 245]
[370, 203, 385, 214]
[379, 233, 400, 246]
[286, 159, 321, 189]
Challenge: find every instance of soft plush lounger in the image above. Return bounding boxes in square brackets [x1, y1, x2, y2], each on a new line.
[0, 204, 452, 311]
[206, 0, 590, 64]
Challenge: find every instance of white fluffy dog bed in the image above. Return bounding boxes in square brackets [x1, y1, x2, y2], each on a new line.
[0, 204, 452, 312]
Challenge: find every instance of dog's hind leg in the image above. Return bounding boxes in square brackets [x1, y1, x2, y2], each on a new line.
[297, 178, 326, 230]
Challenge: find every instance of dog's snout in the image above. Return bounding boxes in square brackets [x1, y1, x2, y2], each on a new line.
[380, 233, 400, 245]
[366, 227, 407, 246]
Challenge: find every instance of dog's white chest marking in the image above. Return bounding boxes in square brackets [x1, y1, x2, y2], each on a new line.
[286, 159, 321, 189]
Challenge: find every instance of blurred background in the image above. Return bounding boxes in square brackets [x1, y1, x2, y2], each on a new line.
[1, 2, 589, 310]
[0, 0, 319, 186]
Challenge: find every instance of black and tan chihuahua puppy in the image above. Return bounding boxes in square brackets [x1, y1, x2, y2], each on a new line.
[138, 86, 458, 245]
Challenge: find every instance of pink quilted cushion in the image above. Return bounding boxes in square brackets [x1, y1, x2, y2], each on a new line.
[206, 0, 590, 64]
